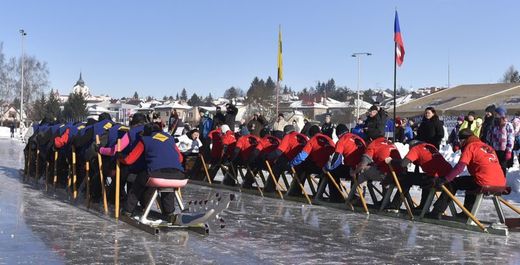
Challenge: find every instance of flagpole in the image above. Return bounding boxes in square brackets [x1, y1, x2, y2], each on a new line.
[393, 42, 397, 131]
[276, 81, 279, 116]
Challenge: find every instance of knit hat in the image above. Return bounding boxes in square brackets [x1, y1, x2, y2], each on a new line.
[366, 128, 383, 140]
[221, 124, 230, 134]
[458, 128, 474, 140]
[130, 113, 147, 126]
[457, 115, 464, 122]
[335, 124, 348, 137]
[495, 106, 507, 118]
[467, 111, 476, 117]
[485, 104, 496, 113]
[98, 112, 112, 121]
[408, 139, 422, 148]
[283, 124, 295, 134]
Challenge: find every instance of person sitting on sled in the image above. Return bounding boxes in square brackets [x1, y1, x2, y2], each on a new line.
[228, 127, 261, 188]
[425, 128, 506, 219]
[119, 123, 186, 223]
[264, 125, 308, 193]
[324, 124, 366, 202]
[349, 130, 402, 204]
[385, 140, 452, 211]
[287, 125, 335, 197]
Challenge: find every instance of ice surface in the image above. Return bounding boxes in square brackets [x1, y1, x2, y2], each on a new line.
[0, 137, 520, 264]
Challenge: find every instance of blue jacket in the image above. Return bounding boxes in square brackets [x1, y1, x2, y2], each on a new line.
[142, 132, 184, 173]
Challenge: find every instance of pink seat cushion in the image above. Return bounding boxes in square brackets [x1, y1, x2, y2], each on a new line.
[146, 178, 188, 188]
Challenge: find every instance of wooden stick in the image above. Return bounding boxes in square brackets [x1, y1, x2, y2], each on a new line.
[72, 146, 77, 199]
[53, 151, 58, 189]
[199, 153, 212, 184]
[85, 162, 91, 208]
[115, 139, 121, 219]
[498, 196, 520, 215]
[45, 162, 49, 191]
[265, 160, 284, 199]
[246, 166, 264, 197]
[96, 135, 109, 214]
[387, 163, 414, 220]
[35, 149, 40, 180]
[290, 167, 312, 205]
[307, 175, 318, 196]
[324, 170, 348, 200]
[440, 185, 487, 232]
[356, 186, 369, 214]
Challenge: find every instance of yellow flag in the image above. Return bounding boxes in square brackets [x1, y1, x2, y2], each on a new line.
[277, 25, 283, 82]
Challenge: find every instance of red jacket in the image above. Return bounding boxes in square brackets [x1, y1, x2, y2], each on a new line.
[277, 131, 309, 160]
[301, 133, 335, 168]
[235, 135, 261, 161]
[335, 133, 366, 167]
[364, 137, 402, 174]
[258, 135, 280, 157]
[405, 143, 452, 178]
[208, 129, 223, 159]
[459, 137, 506, 186]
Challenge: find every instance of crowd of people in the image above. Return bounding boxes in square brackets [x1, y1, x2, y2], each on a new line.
[22, 101, 519, 223]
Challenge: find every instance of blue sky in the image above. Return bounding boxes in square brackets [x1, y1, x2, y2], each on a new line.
[0, 1, 518, 98]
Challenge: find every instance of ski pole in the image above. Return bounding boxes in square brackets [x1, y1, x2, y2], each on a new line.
[72, 146, 77, 199]
[85, 161, 91, 208]
[323, 170, 348, 200]
[246, 166, 264, 197]
[440, 185, 487, 232]
[498, 197, 520, 215]
[53, 151, 58, 189]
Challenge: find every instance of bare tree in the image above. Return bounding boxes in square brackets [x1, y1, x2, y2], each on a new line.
[502, 65, 520, 83]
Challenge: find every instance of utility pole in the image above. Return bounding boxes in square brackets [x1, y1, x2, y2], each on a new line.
[351, 52, 372, 119]
[19, 29, 27, 128]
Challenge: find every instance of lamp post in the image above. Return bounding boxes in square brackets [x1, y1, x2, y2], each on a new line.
[19, 29, 27, 127]
[351, 52, 372, 119]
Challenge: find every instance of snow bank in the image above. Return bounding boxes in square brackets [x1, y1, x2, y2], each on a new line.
[395, 142, 520, 203]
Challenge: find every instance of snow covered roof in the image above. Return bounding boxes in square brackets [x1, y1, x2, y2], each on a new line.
[289, 100, 328, 109]
[154, 102, 192, 110]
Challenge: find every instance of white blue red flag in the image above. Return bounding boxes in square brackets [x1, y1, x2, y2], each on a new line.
[394, 11, 405, 66]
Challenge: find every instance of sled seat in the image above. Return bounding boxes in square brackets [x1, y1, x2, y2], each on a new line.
[464, 186, 512, 226]
[140, 178, 188, 224]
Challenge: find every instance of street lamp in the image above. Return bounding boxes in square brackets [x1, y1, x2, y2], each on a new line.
[351, 52, 372, 120]
[19, 29, 27, 127]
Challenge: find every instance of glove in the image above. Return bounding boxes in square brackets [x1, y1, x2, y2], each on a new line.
[505, 151, 512, 161]
[384, 157, 392, 164]
[433, 177, 448, 189]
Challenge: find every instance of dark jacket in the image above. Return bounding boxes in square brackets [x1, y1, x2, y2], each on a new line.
[300, 122, 312, 136]
[480, 116, 494, 145]
[213, 111, 225, 129]
[321, 122, 334, 138]
[364, 109, 388, 139]
[224, 105, 238, 131]
[394, 126, 405, 143]
[247, 116, 268, 136]
[416, 116, 444, 149]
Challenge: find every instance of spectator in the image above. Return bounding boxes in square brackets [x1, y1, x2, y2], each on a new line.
[512, 111, 520, 164]
[198, 109, 213, 156]
[448, 115, 464, 152]
[480, 104, 496, 144]
[403, 118, 414, 142]
[408, 119, 418, 138]
[321, 113, 334, 138]
[292, 120, 300, 133]
[272, 113, 287, 139]
[416, 107, 444, 149]
[487, 106, 514, 176]
[394, 117, 405, 143]
[10, 123, 15, 138]
[460, 111, 482, 137]
[352, 118, 365, 139]
[247, 112, 268, 136]
[224, 103, 238, 131]
[300, 119, 311, 136]
[364, 105, 387, 142]
[213, 106, 225, 129]
[168, 109, 179, 134]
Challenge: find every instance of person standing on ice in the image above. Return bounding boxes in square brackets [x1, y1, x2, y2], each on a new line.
[321, 113, 334, 138]
[460, 111, 482, 137]
[448, 115, 465, 152]
[480, 104, 496, 144]
[487, 106, 514, 177]
[416, 107, 444, 150]
[363, 105, 387, 143]
[425, 128, 506, 220]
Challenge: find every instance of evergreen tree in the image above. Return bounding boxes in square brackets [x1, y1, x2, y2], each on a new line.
[188, 93, 202, 106]
[180, 88, 188, 101]
[30, 93, 47, 121]
[62, 92, 87, 122]
[265, 76, 276, 95]
[204, 93, 214, 105]
[224, 86, 244, 100]
[175, 93, 179, 100]
[45, 89, 61, 120]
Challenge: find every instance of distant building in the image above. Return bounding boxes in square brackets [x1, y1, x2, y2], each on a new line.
[73, 72, 90, 97]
